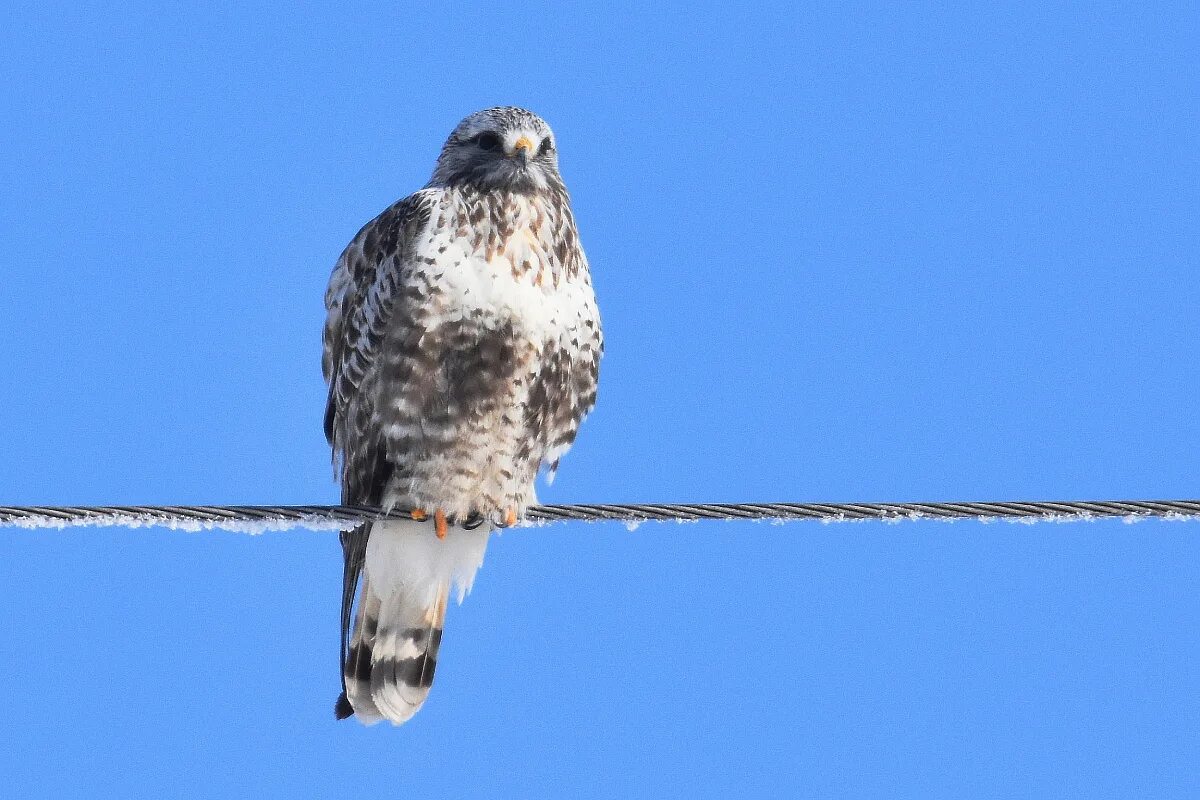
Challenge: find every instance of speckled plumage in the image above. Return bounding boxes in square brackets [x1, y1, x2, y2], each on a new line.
[322, 107, 601, 724]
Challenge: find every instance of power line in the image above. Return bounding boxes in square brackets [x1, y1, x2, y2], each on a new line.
[1, 499, 1199, 533]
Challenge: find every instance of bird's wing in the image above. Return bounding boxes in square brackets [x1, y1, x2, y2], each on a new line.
[323, 190, 436, 472]
[532, 252, 603, 480]
[321, 189, 437, 710]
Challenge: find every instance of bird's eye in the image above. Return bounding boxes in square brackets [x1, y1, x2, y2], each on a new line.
[538, 137, 554, 156]
[476, 132, 501, 151]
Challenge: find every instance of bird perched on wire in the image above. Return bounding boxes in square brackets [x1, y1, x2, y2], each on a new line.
[321, 107, 602, 725]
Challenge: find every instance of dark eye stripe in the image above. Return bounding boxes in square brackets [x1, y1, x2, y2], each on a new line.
[475, 132, 501, 151]
[538, 137, 553, 156]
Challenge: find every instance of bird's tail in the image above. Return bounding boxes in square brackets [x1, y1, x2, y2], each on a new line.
[336, 518, 490, 725]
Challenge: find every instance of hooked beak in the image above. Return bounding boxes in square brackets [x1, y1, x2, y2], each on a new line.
[510, 135, 534, 166]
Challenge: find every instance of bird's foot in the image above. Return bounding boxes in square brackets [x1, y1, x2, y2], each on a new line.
[409, 507, 447, 538]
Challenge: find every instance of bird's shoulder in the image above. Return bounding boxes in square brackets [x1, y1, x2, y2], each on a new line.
[325, 190, 441, 309]
[321, 189, 442, 380]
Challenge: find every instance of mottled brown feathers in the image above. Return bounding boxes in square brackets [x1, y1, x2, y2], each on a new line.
[322, 107, 601, 724]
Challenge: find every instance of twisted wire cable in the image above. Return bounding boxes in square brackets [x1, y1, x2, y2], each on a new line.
[0, 499, 1198, 533]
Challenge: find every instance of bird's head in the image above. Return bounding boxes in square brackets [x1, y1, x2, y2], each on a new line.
[430, 107, 561, 194]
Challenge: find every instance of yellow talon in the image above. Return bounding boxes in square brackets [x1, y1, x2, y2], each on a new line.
[410, 508, 428, 521]
[435, 509, 448, 539]
[504, 507, 518, 527]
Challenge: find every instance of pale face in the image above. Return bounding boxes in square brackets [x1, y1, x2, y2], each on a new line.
[431, 107, 561, 193]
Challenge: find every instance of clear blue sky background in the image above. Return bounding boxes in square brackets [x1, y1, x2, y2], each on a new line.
[1, 2, 1197, 797]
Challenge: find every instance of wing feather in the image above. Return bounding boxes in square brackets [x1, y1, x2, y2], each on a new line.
[322, 190, 436, 715]
[323, 191, 435, 488]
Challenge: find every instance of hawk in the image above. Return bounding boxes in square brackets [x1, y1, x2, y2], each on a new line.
[321, 107, 602, 725]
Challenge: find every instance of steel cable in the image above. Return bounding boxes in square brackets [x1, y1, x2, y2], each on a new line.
[1, 499, 1199, 532]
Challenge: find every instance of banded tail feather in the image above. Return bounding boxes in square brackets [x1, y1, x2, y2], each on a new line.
[337, 519, 489, 725]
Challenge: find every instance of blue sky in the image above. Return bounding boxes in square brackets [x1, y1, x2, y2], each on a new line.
[1, 2, 1198, 797]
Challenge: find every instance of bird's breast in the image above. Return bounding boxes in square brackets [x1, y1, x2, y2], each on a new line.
[416, 193, 582, 347]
